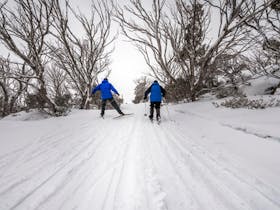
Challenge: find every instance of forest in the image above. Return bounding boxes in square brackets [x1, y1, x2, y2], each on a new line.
[0, 0, 279, 117]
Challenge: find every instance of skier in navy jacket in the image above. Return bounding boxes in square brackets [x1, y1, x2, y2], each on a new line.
[144, 80, 166, 121]
[92, 78, 124, 117]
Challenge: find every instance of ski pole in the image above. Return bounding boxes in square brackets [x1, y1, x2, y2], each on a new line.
[164, 99, 172, 121]
[144, 101, 147, 116]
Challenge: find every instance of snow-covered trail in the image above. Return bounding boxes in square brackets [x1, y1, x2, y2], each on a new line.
[0, 103, 280, 210]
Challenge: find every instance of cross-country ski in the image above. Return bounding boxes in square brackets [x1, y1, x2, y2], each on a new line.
[113, 113, 134, 119]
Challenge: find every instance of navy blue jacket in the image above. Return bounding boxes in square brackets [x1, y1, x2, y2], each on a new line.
[92, 79, 119, 100]
[144, 81, 166, 102]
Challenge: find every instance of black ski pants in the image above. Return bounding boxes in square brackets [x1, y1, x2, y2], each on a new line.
[149, 101, 161, 119]
[101, 98, 123, 116]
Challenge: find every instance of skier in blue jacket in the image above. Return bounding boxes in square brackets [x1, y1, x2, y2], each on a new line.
[92, 78, 124, 117]
[144, 80, 166, 121]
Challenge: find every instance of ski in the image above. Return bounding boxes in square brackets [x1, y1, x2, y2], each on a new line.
[149, 116, 161, 124]
[157, 119, 161, 124]
[113, 113, 133, 119]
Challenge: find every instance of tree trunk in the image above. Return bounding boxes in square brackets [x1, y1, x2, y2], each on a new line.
[39, 81, 57, 114]
[0, 82, 9, 117]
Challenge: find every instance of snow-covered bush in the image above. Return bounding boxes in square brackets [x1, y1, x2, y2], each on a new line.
[165, 78, 190, 102]
[25, 93, 46, 110]
[133, 77, 150, 104]
[264, 82, 280, 95]
[54, 94, 71, 108]
[215, 85, 245, 99]
[213, 96, 280, 109]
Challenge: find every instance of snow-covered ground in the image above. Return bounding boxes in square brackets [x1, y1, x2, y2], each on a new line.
[0, 100, 280, 210]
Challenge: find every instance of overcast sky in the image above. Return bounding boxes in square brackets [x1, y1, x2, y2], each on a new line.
[110, 38, 149, 103]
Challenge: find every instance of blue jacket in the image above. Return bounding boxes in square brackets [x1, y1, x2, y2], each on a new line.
[144, 81, 166, 102]
[92, 79, 119, 100]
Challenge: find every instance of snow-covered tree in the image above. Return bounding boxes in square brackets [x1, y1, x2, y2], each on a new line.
[214, 54, 251, 85]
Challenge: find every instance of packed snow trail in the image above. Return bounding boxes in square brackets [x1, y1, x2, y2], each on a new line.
[0, 103, 280, 210]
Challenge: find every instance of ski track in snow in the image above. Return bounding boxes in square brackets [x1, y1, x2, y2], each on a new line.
[220, 123, 280, 142]
[0, 105, 279, 210]
[172, 108, 280, 206]
[159, 125, 280, 210]
[174, 109, 280, 142]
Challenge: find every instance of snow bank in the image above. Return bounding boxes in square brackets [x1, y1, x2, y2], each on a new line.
[2, 110, 50, 121]
[0, 102, 279, 210]
[241, 76, 280, 96]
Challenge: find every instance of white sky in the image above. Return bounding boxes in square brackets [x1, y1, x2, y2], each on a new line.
[110, 38, 149, 103]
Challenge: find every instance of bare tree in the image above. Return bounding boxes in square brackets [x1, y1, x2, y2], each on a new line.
[164, 0, 273, 101]
[164, 0, 211, 100]
[249, 0, 280, 79]
[115, 0, 273, 101]
[114, 0, 177, 85]
[0, 56, 29, 117]
[51, 0, 115, 109]
[45, 64, 72, 109]
[0, 0, 59, 114]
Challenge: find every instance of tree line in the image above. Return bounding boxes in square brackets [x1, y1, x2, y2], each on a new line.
[0, 0, 116, 117]
[0, 0, 279, 117]
[131, 0, 279, 103]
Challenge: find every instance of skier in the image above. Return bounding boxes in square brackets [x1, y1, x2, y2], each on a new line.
[144, 80, 166, 121]
[92, 78, 124, 118]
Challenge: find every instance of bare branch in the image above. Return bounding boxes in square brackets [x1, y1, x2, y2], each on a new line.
[51, 0, 115, 109]
[114, 0, 176, 84]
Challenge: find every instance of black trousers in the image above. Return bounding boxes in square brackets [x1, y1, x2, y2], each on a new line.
[101, 98, 123, 116]
[149, 102, 161, 119]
